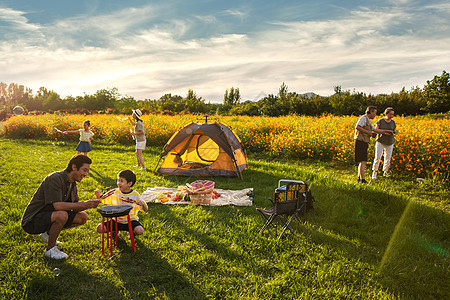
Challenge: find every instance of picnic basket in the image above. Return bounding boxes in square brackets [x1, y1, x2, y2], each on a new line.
[189, 188, 214, 205]
[178, 180, 215, 205]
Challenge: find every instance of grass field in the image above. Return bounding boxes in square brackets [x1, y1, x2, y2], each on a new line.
[0, 138, 449, 299]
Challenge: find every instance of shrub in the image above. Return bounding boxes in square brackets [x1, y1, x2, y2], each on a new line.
[1, 114, 448, 179]
[0, 109, 8, 121]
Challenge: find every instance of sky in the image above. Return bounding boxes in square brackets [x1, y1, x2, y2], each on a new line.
[1, 0, 449, 103]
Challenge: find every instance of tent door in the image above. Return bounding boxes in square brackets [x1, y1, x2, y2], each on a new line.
[196, 135, 220, 163]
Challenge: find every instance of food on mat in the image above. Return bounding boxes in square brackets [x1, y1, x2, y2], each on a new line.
[172, 192, 183, 202]
[156, 193, 169, 203]
[212, 190, 221, 199]
[156, 191, 185, 203]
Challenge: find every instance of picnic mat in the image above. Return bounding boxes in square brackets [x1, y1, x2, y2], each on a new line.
[141, 187, 254, 206]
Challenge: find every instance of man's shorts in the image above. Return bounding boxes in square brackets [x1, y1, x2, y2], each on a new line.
[101, 219, 142, 232]
[136, 140, 146, 150]
[354, 139, 369, 163]
[22, 210, 77, 234]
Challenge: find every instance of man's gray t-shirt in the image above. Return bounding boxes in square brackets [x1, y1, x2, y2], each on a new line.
[21, 170, 78, 227]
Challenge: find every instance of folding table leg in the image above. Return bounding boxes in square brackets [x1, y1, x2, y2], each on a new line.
[127, 215, 136, 252]
[109, 218, 113, 257]
[106, 217, 109, 249]
[115, 217, 118, 246]
[102, 217, 105, 257]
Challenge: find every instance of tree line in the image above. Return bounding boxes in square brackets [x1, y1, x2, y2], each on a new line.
[1, 70, 448, 119]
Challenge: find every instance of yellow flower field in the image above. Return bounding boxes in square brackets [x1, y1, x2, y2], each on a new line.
[1, 113, 449, 179]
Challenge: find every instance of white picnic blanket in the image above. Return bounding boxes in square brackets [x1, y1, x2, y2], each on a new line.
[141, 187, 254, 206]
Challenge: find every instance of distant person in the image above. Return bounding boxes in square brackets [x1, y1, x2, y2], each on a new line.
[354, 106, 394, 183]
[128, 109, 146, 170]
[372, 107, 397, 179]
[95, 169, 148, 238]
[64, 120, 94, 156]
[21, 155, 100, 260]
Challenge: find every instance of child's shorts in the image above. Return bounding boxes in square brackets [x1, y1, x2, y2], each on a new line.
[101, 219, 142, 232]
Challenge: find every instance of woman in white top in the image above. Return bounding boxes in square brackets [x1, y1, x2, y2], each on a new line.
[372, 107, 397, 179]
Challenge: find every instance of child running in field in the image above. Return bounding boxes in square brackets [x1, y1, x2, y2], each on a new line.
[64, 120, 94, 156]
[94, 169, 148, 238]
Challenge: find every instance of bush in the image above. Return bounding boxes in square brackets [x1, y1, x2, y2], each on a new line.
[1, 114, 448, 179]
[3, 116, 47, 138]
[0, 109, 8, 121]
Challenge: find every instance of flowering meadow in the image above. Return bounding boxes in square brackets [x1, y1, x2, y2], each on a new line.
[1, 113, 449, 180]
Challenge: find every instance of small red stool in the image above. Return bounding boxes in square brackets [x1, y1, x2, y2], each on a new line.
[97, 205, 136, 258]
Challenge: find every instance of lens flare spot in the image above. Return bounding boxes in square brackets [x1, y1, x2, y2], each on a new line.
[357, 207, 364, 217]
[415, 234, 449, 257]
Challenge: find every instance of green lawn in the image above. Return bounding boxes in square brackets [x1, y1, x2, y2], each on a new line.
[0, 138, 448, 299]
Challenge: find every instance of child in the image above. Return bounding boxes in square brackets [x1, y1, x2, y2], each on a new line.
[128, 109, 146, 170]
[95, 169, 148, 237]
[64, 120, 94, 156]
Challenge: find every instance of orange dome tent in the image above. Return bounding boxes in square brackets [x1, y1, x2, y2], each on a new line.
[154, 119, 247, 179]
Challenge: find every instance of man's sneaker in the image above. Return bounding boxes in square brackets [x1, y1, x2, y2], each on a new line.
[383, 172, 391, 177]
[140, 167, 146, 171]
[372, 171, 377, 179]
[360, 179, 368, 184]
[44, 246, 68, 260]
[40, 232, 62, 245]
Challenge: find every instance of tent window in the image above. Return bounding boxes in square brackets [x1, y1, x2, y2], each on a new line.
[196, 135, 219, 162]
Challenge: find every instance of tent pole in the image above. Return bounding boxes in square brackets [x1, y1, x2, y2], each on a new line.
[153, 145, 167, 174]
[232, 158, 244, 181]
[152, 156, 163, 174]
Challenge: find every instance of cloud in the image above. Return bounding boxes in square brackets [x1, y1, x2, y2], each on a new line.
[194, 14, 217, 24]
[0, 7, 40, 31]
[0, 7, 43, 41]
[0, 2, 449, 102]
[223, 9, 247, 18]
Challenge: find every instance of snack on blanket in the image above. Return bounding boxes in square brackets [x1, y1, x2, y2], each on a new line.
[155, 191, 185, 203]
[212, 190, 221, 199]
[156, 193, 169, 203]
[173, 192, 183, 202]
